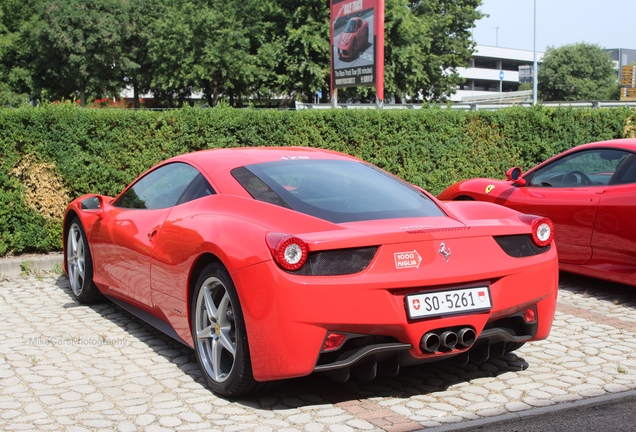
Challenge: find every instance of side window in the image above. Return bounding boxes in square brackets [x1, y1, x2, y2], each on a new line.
[610, 154, 636, 185]
[115, 163, 200, 209]
[177, 173, 215, 205]
[231, 166, 292, 209]
[528, 149, 630, 188]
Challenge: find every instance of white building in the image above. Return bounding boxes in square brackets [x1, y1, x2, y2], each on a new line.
[607, 48, 636, 82]
[452, 45, 544, 102]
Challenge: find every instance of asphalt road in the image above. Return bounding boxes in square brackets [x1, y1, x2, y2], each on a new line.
[426, 390, 636, 432]
[472, 392, 636, 432]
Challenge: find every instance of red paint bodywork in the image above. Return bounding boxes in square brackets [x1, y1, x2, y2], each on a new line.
[64, 147, 558, 382]
[438, 139, 636, 287]
[337, 17, 369, 60]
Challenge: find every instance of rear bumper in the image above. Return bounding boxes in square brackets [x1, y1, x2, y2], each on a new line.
[231, 240, 558, 382]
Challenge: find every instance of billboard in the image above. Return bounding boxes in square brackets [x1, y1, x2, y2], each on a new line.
[330, 0, 384, 101]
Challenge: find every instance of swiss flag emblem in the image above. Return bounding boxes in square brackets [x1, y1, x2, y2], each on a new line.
[412, 299, 420, 310]
[478, 291, 486, 302]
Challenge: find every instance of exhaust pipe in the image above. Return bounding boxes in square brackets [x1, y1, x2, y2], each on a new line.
[457, 328, 476, 347]
[440, 331, 458, 349]
[420, 333, 441, 353]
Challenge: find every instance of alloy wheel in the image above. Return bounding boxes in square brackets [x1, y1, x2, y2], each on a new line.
[194, 276, 237, 383]
[67, 223, 86, 297]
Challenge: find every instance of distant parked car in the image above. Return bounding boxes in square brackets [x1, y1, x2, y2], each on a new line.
[337, 17, 369, 60]
[438, 139, 636, 287]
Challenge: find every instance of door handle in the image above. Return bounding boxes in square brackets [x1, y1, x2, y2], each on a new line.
[147, 229, 158, 241]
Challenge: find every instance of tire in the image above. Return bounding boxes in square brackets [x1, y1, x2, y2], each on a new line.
[191, 263, 260, 396]
[66, 217, 102, 303]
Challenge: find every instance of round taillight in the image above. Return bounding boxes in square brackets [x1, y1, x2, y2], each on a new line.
[531, 217, 554, 247]
[266, 234, 308, 271]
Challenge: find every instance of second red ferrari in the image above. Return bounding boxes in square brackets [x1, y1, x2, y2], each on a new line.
[438, 139, 636, 287]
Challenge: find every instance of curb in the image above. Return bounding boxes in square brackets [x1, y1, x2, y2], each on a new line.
[421, 389, 636, 431]
[0, 253, 64, 277]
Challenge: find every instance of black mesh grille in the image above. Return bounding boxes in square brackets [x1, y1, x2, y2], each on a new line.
[290, 247, 379, 276]
[494, 234, 550, 258]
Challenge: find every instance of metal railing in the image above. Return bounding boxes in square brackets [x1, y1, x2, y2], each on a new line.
[296, 100, 636, 111]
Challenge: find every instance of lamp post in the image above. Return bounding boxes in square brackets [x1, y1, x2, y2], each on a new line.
[533, 0, 538, 105]
[494, 27, 499, 47]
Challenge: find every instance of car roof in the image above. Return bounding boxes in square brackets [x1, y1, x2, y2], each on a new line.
[523, 138, 636, 176]
[162, 147, 363, 195]
[171, 147, 357, 171]
[569, 138, 636, 153]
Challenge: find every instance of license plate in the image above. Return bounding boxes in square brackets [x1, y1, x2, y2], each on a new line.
[406, 286, 492, 319]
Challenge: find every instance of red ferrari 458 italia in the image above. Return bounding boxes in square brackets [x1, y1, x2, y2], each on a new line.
[438, 139, 636, 287]
[64, 147, 558, 396]
[337, 17, 369, 60]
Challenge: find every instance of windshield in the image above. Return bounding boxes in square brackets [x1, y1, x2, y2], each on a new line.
[231, 160, 445, 223]
[345, 19, 358, 33]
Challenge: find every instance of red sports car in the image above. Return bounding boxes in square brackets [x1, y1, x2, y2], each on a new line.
[64, 147, 558, 396]
[438, 139, 636, 287]
[337, 17, 369, 60]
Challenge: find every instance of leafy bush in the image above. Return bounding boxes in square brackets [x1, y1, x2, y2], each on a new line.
[0, 104, 634, 256]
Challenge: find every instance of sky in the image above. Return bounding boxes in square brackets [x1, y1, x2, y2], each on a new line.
[471, 0, 634, 53]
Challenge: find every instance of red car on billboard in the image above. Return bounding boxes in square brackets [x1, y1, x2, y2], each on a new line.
[438, 139, 636, 287]
[337, 17, 369, 60]
[64, 147, 558, 396]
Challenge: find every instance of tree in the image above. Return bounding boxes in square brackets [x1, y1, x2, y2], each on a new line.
[272, 0, 483, 103]
[27, 0, 131, 106]
[410, 0, 484, 100]
[271, 0, 330, 102]
[538, 43, 619, 101]
[344, 0, 484, 103]
[0, 0, 42, 106]
[148, 0, 277, 107]
[3, 0, 485, 106]
[121, 0, 159, 109]
[0, 8, 24, 106]
[381, 0, 432, 103]
[199, 0, 279, 107]
[143, 2, 193, 107]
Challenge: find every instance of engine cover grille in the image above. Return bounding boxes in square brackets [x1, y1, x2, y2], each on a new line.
[494, 234, 550, 258]
[290, 246, 379, 276]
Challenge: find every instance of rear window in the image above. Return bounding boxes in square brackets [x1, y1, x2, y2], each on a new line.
[231, 160, 444, 223]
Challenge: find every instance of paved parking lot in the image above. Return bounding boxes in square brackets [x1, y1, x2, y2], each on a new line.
[1, 271, 635, 432]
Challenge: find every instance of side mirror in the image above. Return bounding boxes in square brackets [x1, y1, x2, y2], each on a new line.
[506, 167, 526, 186]
[80, 196, 103, 212]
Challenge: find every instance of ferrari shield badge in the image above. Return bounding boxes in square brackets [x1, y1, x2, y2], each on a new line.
[485, 185, 495, 194]
[394, 251, 422, 269]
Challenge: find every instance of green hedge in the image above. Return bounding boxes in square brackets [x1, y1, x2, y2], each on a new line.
[1, 104, 635, 256]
